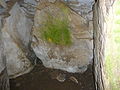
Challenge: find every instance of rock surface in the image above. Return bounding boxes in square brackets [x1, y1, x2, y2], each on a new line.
[0, 17, 5, 73]
[0, 0, 94, 78]
[2, 3, 34, 78]
[0, 13, 10, 90]
[32, 1, 93, 73]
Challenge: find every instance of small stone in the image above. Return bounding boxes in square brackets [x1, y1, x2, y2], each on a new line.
[69, 76, 78, 84]
[56, 73, 66, 82]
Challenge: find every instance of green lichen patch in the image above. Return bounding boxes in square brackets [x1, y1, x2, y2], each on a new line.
[40, 6, 72, 46]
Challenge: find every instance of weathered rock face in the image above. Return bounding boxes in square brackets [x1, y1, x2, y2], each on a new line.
[0, 16, 10, 90]
[32, 1, 94, 73]
[93, 0, 114, 89]
[0, 0, 40, 79]
[0, 17, 5, 74]
[66, 0, 94, 20]
[2, 3, 34, 78]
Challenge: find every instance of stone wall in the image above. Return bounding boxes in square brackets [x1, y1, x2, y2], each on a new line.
[0, 0, 115, 90]
[0, 0, 95, 79]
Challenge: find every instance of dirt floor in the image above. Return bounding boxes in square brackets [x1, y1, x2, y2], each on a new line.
[10, 64, 95, 90]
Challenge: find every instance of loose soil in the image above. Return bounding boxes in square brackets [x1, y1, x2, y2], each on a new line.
[10, 64, 95, 90]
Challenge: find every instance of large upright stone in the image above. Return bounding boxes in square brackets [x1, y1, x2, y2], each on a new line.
[2, 3, 34, 78]
[32, 1, 93, 73]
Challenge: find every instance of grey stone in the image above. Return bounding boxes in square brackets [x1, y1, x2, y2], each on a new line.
[2, 3, 34, 78]
[32, 2, 93, 73]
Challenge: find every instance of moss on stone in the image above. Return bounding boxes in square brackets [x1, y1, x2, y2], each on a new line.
[40, 6, 72, 46]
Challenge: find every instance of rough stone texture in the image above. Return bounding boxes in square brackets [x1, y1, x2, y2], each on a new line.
[93, 3, 105, 90]
[0, 17, 5, 74]
[32, 1, 93, 73]
[0, 0, 41, 79]
[93, 0, 114, 90]
[1, 3, 34, 78]
[66, 0, 94, 20]
[0, 15, 10, 90]
[0, 69, 10, 90]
